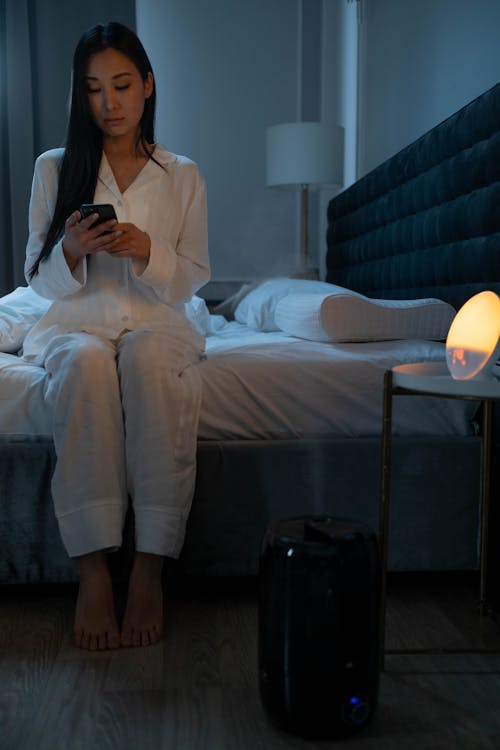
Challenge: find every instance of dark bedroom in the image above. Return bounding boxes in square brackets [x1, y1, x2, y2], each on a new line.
[0, 0, 499, 748]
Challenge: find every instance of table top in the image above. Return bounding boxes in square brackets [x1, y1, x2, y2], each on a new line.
[391, 361, 500, 399]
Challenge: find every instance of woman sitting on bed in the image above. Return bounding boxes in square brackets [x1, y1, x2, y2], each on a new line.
[23, 22, 210, 650]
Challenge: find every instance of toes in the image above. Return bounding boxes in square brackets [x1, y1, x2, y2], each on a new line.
[75, 628, 121, 651]
[77, 630, 91, 650]
[120, 625, 162, 648]
[74, 628, 83, 648]
[149, 627, 160, 645]
[108, 631, 120, 649]
[151, 627, 162, 644]
[120, 630, 132, 648]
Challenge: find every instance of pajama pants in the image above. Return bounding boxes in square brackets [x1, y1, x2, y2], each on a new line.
[41, 328, 204, 558]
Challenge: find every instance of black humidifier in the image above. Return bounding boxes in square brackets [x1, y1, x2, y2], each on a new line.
[258, 516, 380, 739]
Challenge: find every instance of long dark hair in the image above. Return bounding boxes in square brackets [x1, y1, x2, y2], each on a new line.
[29, 21, 157, 278]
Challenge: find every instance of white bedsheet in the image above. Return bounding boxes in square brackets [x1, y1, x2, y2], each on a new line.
[0, 320, 474, 439]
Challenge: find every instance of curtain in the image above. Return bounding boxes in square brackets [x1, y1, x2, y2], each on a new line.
[0, 0, 36, 295]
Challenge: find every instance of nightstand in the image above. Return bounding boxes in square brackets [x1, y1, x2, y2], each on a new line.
[378, 361, 500, 670]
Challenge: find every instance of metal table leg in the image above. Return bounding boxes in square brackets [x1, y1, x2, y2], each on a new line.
[378, 380, 494, 670]
[480, 399, 492, 616]
[378, 370, 393, 672]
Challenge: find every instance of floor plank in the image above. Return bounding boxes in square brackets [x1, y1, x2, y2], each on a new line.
[1, 574, 500, 750]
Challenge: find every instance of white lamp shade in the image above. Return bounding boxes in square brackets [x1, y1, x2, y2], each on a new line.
[266, 122, 344, 190]
[446, 290, 500, 380]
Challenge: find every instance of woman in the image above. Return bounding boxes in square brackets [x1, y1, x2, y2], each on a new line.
[23, 22, 210, 650]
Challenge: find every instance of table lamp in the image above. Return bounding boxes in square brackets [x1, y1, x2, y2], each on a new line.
[266, 122, 344, 277]
[446, 290, 500, 380]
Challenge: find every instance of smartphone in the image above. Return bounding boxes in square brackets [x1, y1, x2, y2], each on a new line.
[79, 203, 117, 231]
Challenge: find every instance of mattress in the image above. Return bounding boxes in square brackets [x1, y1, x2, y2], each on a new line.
[0, 319, 475, 439]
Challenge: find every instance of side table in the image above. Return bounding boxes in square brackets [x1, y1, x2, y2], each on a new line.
[378, 361, 500, 671]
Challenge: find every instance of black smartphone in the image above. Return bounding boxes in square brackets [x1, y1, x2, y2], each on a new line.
[79, 203, 117, 231]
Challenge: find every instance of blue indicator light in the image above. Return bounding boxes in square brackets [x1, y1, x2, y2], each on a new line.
[344, 696, 370, 726]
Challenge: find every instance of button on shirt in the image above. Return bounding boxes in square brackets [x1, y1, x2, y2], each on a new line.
[23, 145, 210, 362]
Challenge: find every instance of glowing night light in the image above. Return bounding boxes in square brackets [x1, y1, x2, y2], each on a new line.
[446, 291, 500, 380]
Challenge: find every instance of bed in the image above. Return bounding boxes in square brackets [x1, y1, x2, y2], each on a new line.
[1, 81, 499, 585]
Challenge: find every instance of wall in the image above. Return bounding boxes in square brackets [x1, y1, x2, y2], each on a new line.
[31, 0, 136, 154]
[358, 0, 500, 175]
[320, 0, 358, 269]
[137, 0, 349, 287]
[137, 0, 301, 286]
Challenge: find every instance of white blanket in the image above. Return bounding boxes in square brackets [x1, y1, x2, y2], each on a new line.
[0, 285, 474, 439]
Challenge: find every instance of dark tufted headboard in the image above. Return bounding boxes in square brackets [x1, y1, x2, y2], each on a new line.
[326, 82, 500, 310]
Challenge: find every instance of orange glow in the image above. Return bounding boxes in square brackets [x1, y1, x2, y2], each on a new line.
[446, 291, 500, 380]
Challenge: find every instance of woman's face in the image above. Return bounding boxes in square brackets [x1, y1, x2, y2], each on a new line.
[85, 47, 153, 143]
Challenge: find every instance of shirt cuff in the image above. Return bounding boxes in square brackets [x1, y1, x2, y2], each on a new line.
[52, 241, 86, 294]
[132, 237, 176, 289]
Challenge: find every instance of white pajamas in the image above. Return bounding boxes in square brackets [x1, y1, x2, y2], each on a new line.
[42, 329, 203, 557]
[23, 145, 210, 558]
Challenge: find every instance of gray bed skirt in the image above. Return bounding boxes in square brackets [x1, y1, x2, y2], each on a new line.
[0, 434, 480, 584]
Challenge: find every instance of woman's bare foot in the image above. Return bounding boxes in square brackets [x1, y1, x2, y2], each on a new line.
[74, 551, 120, 650]
[120, 552, 164, 647]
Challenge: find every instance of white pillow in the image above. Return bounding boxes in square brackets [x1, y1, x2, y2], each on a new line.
[0, 286, 51, 353]
[234, 278, 345, 331]
[184, 295, 226, 336]
[274, 292, 456, 342]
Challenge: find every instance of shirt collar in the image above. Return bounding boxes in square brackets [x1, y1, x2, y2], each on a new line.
[97, 144, 177, 198]
[150, 144, 178, 170]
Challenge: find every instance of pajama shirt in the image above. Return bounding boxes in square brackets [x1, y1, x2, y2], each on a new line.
[23, 145, 210, 558]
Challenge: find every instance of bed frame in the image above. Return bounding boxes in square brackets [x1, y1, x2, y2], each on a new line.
[1, 83, 499, 585]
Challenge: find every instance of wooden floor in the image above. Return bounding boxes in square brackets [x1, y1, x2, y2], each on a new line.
[1, 573, 500, 750]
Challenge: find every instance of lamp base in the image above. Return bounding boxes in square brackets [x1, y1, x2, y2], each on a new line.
[447, 340, 500, 381]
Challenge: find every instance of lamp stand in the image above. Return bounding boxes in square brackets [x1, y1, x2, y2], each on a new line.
[298, 184, 319, 280]
[300, 185, 308, 270]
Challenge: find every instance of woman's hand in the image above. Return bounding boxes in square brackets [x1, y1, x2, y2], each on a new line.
[62, 210, 122, 271]
[104, 223, 151, 262]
